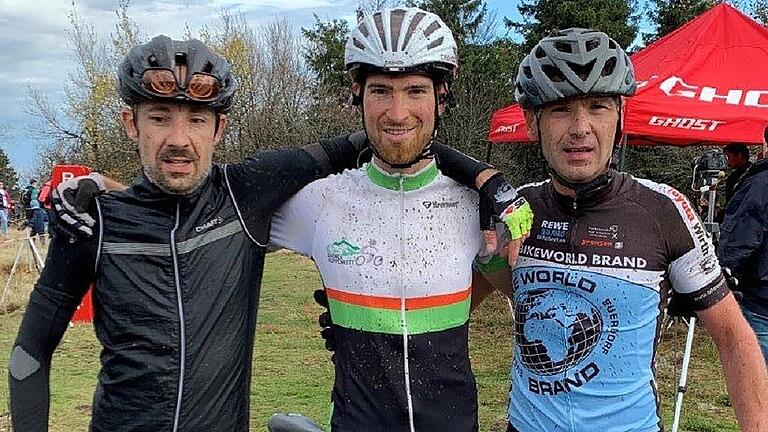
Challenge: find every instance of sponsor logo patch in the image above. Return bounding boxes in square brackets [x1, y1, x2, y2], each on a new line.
[537, 220, 569, 244]
[327, 238, 383, 267]
[422, 200, 459, 209]
[195, 216, 224, 233]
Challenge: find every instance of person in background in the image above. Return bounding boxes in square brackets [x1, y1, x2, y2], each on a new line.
[37, 180, 52, 234]
[27, 198, 46, 246]
[723, 143, 752, 205]
[0, 181, 13, 236]
[22, 179, 39, 221]
[718, 126, 768, 365]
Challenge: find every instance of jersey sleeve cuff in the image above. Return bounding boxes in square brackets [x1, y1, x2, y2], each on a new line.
[682, 275, 730, 311]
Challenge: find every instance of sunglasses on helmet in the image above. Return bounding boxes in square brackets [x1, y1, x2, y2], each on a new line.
[140, 69, 221, 102]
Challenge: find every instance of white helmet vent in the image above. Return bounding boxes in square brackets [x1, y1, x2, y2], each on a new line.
[401, 11, 427, 49]
[344, 7, 458, 77]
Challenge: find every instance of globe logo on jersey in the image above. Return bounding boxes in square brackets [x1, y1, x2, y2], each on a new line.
[515, 289, 603, 376]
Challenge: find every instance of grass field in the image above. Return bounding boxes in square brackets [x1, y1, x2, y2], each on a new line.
[0, 245, 740, 431]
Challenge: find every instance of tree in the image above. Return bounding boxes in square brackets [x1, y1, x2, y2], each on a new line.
[302, 17, 350, 95]
[409, 0, 490, 45]
[27, 2, 328, 182]
[0, 128, 20, 190]
[643, 0, 719, 45]
[509, 0, 640, 52]
[738, 0, 768, 25]
[25, 1, 140, 183]
[200, 12, 321, 156]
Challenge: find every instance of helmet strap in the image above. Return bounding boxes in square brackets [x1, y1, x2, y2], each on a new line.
[214, 113, 223, 136]
[611, 97, 624, 168]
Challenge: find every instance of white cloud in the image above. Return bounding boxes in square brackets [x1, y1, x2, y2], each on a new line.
[0, 0, 516, 173]
[0, 0, 359, 171]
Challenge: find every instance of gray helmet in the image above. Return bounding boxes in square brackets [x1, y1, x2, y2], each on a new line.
[118, 35, 238, 112]
[515, 28, 636, 109]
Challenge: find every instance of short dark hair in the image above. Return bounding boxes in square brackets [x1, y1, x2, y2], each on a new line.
[724, 143, 749, 159]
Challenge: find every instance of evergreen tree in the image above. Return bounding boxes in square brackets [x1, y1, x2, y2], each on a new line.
[508, 0, 639, 52]
[749, 0, 768, 24]
[408, 0, 488, 44]
[644, 0, 719, 45]
[0, 150, 19, 191]
[301, 16, 350, 96]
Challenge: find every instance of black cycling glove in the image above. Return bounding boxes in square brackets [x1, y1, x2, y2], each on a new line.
[313, 289, 336, 354]
[478, 172, 534, 239]
[50, 173, 105, 239]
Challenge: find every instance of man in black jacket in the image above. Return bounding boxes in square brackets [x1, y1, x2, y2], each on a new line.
[723, 143, 753, 205]
[9, 35, 529, 432]
[718, 151, 768, 364]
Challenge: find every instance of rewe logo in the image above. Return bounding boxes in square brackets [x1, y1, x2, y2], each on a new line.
[659, 76, 768, 108]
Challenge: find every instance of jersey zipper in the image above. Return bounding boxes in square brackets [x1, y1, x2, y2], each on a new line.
[566, 197, 579, 432]
[398, 175, 416, 432]
[170, 203, 186, 432]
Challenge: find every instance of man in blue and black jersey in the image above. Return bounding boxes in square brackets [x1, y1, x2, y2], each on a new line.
[473, 28, 768, 432]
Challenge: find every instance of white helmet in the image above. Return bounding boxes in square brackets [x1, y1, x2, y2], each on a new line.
[345, 7, 458, 81]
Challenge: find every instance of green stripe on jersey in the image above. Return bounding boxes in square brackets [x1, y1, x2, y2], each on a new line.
[328, 297, 470, 335]
[474, 254, 509, 273]
[366, 162, 439, 191]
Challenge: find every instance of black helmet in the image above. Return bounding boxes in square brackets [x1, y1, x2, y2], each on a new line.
[118, 35, 238, 112]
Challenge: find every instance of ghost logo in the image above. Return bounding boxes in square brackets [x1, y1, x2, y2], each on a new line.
[515, 289, 603, 376]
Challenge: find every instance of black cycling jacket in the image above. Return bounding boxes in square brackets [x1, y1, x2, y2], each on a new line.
[718, 159, 768, 316]
[9, 138, 492, 432]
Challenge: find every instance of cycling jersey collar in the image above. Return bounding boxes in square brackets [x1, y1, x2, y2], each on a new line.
[134, 168, 213, 204]
[549, 169, 624, 212]
[366, 160, 438, 191]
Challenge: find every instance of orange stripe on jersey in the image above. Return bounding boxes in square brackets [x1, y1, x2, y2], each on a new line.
[325, 287, 471, 310]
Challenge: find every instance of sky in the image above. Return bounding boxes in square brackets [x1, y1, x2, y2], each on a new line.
[0, 0, 650, 179]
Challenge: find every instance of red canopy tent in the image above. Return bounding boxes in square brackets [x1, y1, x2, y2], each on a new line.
[488, 3, 768, 147]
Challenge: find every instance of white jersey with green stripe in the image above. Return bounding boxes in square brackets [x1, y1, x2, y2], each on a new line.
[270, 160, 486, 432]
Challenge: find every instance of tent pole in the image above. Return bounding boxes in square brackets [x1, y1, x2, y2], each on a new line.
[617, 133, 628, 172]
[485, 141, 493, 164]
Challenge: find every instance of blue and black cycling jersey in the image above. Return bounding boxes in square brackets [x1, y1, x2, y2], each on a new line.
[507, 172, 728, 432]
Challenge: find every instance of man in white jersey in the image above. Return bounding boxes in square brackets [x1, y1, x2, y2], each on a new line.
[270, 7, 531, 431]
[472, 28, 768, 432]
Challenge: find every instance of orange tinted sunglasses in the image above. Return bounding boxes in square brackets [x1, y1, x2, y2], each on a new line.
[141, 69, 221, 101]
